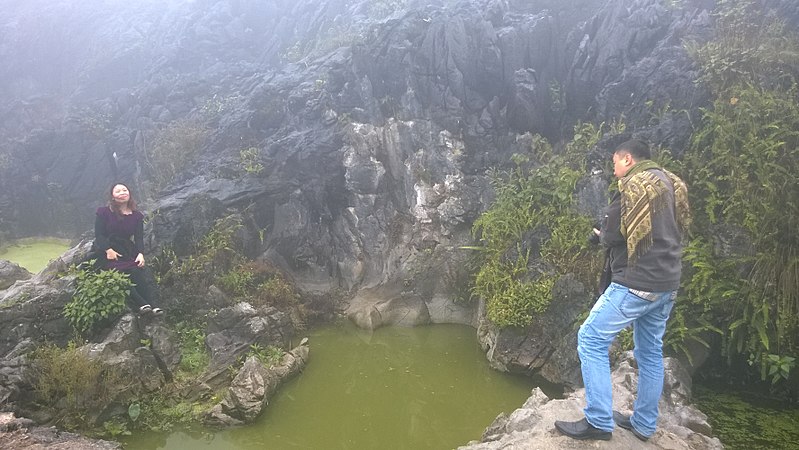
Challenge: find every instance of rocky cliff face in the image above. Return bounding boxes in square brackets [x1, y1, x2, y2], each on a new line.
[0, 0, 729, 383]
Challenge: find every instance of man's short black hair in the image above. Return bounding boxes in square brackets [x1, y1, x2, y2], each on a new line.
[615, 139, 651, 160]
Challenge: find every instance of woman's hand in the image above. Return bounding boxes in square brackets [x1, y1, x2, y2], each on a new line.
[106, 248, 122, 260]
[135, 253, 145, 267]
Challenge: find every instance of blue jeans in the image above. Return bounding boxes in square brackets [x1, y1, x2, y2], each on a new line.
[577, 282, 676, 436]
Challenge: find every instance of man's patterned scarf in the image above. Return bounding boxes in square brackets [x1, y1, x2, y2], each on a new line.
[618, 160, 691, 266]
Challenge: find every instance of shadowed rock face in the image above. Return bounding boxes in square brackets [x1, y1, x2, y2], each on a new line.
[0, 0, 711, 282]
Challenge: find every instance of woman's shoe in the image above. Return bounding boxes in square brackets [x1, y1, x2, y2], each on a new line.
[151, 307, 164, 316]
[138, 304, 152, 314]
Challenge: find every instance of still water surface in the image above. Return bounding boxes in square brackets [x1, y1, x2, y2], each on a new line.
[124, 323, 537, 449]
[0, 238, 71, 273]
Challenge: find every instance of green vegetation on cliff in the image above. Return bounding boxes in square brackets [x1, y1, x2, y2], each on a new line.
[470, 0, 799, 389]
[469, 124, 612, 328]
[679, 0, 799, 385]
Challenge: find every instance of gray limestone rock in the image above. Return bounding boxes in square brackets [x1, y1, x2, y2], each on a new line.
[80, 314, 176, 393]
[203, 302, 294, 386]
[204, 338, 310, 426]
[0, 261, 31, 290]
[477, 274, 589, 387]
[459, 353, 723, 450]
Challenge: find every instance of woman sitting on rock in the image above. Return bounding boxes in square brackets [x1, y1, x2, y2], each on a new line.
[94, 182, 163, 316]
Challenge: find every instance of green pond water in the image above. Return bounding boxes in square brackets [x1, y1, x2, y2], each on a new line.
[123, 323, 540, 450]
[0, 238, 71, 273]
[694, 383, 799, 449]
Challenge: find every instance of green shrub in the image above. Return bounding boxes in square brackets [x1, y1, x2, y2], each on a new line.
[216, 260, 299, 308]
[249, 343, 284, 367]
[218, 269, 256, 297]
[240, 147, 264, 174]
[64, 265, 132, 335]
[170, 216, 242, 279]
[468, 123, 610, 328]
[173, 322, 209, 377]
[685, 0, 799, 97]
[28, 342, 125, 427]
[256, 276, 298, 307]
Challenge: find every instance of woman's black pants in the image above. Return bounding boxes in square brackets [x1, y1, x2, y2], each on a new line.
[123, 267, 158, 308]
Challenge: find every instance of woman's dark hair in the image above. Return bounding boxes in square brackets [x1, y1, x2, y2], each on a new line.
[614, 139, 651, 160]
[108, 183, 137, 214]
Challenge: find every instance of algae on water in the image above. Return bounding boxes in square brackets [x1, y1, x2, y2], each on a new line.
[694, 384, 799, 449]
[0, 238, 71, 274]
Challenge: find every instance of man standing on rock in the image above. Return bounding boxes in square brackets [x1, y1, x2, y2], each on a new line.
[555, 139, 691, 441]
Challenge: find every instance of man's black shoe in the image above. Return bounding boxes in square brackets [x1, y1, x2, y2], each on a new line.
[554, 418, 612, 441]
[613, 410, 650, 442]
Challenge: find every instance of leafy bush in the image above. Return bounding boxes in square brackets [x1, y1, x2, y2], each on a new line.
[685, 0, 799, 96]
[256, 276, 299, 307]
[168, 216, 242, 280]
[218, 268, 256, 297]
[64, 265, 132, 335]
[217, 260, 300, 308]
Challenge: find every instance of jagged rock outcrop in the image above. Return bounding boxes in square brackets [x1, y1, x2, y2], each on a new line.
[204, 338, 310, 427]
[0, 261, 31, 290]
[0, 0, 713, 302]
[459, 352, 723, 450]
[80, 313, 180, 394]
[478, 275, 590, 388]
[202, 302, 295, 389]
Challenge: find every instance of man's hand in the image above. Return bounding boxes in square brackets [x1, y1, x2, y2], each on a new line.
[588, 227, 601, 245]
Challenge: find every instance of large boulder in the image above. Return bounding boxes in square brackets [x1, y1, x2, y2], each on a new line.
[202, 302, 294, 388]
[346, 285, 431, 330]
[80, 314, 179, 393]
[459, 352, 723, 450]
[0, 261, 31, 290]
[0, 340, 35, 411]
[0, 240, 93, 356]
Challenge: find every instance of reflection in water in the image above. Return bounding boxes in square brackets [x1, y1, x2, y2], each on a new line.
[124, 322, 539, 449]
